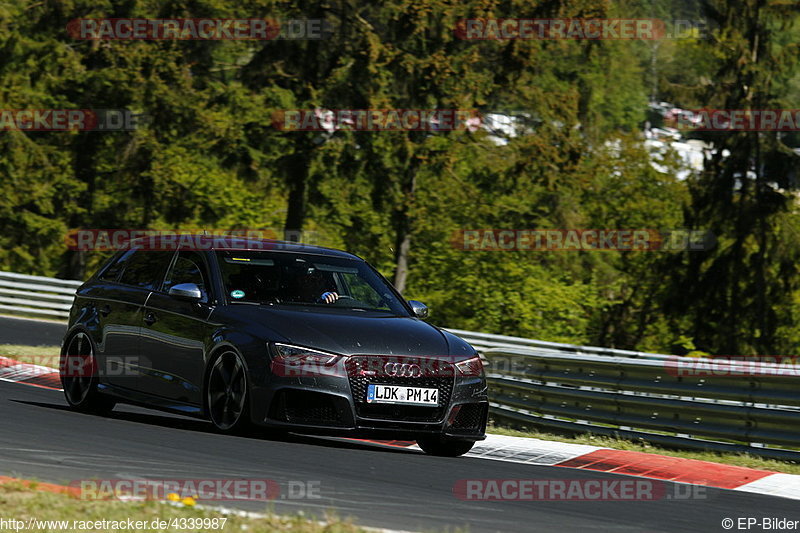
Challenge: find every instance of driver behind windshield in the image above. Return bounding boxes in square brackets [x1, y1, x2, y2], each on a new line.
[217, 251, 407, 314]
[286, 267, 339, 304]
[220, 259, 339, 304]
[303, 268, 339, 304]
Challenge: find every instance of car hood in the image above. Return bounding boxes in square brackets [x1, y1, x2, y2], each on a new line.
[226, 305, 473, 358]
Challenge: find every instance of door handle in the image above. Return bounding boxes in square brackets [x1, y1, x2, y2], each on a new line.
[99, 304, 111, 317]
[144, 312, 157, 326]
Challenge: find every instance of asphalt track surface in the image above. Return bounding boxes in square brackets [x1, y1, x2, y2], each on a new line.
[2, 317, 800, 532]
[0, 315, 67, 346]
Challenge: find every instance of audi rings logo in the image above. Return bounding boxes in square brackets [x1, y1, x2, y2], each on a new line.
[384, 362, 422, 377]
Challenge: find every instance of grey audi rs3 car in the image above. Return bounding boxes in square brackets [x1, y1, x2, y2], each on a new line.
[61, 236, 488, 456]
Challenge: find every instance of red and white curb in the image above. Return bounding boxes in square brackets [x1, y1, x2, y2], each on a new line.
[0, 356, 61, 390]
[3, 356, 800, 501]
[466, 434, 800, 499]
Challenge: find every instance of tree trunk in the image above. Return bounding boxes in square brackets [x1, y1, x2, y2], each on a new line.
[284, 176, 307, 242]
[393, 158, 419, 294]
[393, 226, 412, 294]
[65, 135, 99, 280]
[283, 137, 313, 242]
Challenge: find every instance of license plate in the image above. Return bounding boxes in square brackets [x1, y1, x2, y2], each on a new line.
[366, 384, 438, 406]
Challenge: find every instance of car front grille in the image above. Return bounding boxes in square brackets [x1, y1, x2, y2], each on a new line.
[345, 356, 455, 423]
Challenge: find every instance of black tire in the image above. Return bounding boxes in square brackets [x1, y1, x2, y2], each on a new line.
[416, 436, 476, 457]
[206, 350, 251, 434]
[60, 332, 116, 415]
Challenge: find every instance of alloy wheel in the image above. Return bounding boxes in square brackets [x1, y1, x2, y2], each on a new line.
[62, 332, 96, 406]
[208, 351, 248, 431]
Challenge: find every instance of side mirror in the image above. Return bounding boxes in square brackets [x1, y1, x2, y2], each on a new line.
[408, 300, 429, 319]
[169, 283, 203, 300]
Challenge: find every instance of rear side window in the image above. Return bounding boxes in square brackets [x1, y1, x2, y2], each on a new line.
[118, 251, 172, 290]
[99, 250, 134, 281]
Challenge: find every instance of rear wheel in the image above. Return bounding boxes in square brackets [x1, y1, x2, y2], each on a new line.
[207, 351, 251, 434]
[416, 436, 476, 457]
[61, 332, 115, 415]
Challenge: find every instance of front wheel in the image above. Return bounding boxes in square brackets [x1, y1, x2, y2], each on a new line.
[206, 351, 251, 434]
[416, 436, 476, 457]
[60, 332, 115, 415]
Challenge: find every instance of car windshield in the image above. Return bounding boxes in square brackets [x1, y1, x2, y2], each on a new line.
[216, 250, 409, 315]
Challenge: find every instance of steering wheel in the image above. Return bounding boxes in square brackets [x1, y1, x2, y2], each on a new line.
[327, 294, 357, 306]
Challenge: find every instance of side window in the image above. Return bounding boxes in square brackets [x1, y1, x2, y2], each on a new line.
[163, 251, 211, 302]
[99, 250, 135, 282]
[118, 251, 172, 290]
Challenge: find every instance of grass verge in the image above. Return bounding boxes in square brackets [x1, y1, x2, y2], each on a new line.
[0, 482, 367, 533]
[0, 344, 60, 368]
[488, 424, 800, 475]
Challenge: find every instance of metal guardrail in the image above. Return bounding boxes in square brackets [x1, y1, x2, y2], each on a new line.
[446, 328, 674, 361]
[1, 271, 798, 459]
[475, 346, 800, 460]
[0, 271, 81, 319]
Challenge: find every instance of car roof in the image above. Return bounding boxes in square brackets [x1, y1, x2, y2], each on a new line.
[127, 235, 364, 261]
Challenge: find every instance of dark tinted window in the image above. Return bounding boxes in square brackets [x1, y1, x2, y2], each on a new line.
[216, 250, 409, 315]
[118, 251, 172, 290]
[99, 250, 135, 281]
[163, 251, 210, 302]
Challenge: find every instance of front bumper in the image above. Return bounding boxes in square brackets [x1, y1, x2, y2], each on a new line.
[250, 355, 489, 440]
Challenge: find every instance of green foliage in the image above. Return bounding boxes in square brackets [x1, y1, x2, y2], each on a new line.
[1, 0, 799, 355]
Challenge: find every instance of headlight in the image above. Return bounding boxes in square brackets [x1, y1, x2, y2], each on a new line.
[272, 343, 340, 366]
[455, 355, 484, 377]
